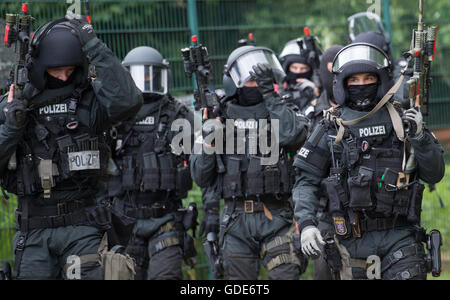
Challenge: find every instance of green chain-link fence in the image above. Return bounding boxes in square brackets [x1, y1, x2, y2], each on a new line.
[1, 0, 450, 279]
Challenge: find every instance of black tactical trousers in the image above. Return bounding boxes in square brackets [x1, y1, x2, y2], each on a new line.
[313, 220, 333, 280]
[125, 214, 184, 280]
[338, 226, 427, 280]
[220, 204, 302, 280]
[13, 225, 104, 280]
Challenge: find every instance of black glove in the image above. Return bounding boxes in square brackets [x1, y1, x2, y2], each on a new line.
[68, 16, 97, 47]
[199, 210, 220, 237]
[3, 99, 27, 127]
[249, 63, 275, 95]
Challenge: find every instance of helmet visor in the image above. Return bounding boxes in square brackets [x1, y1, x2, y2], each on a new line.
[128, 64, 168, 94]
[279, 40, 305, 59]
[229, 49, 285, 88]
[332, 44, 389, 73]
[347, 12, 386, 41]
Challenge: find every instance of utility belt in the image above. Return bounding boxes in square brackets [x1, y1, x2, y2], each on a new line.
[28, 199, 96, 217]
[225, 195, 291, 214]
[221, 154, 294, 200]
[125, 201, 180, 219]
[15, 204, 111, 231]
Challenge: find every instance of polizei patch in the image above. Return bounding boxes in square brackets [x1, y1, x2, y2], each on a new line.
[39, 104, 68, 115]
[234, 120, 258, 130]
[298, 147, 310, 159]
[358, 125, 386, 138]
[136, 116, 155, 125]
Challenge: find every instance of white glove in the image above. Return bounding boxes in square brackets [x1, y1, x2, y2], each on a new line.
[404, 108, 424, 138]
[301, 226, 325, 257]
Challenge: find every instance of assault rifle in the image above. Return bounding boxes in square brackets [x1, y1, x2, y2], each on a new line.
[298, 27, 323, 93]
[404, 0, 437, 116]
[4, 3, 33, 170]
[181, 36, 220, 118]
[4, 3, 33, 123]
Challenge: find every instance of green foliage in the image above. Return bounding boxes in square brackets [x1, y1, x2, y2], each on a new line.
[0, 191, 17, 264]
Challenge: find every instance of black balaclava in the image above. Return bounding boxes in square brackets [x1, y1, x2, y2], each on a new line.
[237, 86, 263, 106]
[319, 45, 343, 102]
[346, 82, 380, 111]
[284, 55, 313, 86]
[46, 67, 80, 89]
[143, 93, 164, 103]
[285, 69, 313, 86]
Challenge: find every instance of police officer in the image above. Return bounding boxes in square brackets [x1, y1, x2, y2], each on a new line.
[293, 42, 445, 280]
[0, 16, 142, 279]
[278, 39, 320, 112]
[112, 46, 196, 280]
[191, 45, 309, 280]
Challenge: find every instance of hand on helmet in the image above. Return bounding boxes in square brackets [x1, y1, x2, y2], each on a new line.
[249, 63, 275, 95]
[300, 226, 325, 258]
[67, 16, 97, 46]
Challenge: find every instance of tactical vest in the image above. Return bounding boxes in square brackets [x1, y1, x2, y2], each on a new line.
[324, 106, 424, 234]
[110, 97, 192, 202]
[219, 101, 295, 200]
[5, 83, 110, 202]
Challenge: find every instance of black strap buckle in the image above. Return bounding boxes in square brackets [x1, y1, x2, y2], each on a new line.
[57, 202, 67, 215]
[16, 234, 26, 251]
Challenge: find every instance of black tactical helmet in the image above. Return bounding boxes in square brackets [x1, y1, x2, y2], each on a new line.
[27, 18, 88, 91]
[122, 46, 171, 95]
[332, 42, 394, 105]
[279, 38, 314, 73]
[352, 31, 394, 67]
[223, 45, 285, 97]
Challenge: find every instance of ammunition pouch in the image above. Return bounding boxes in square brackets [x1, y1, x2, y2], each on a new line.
[247, 156, 264, 197]
[263, 165, 281, 195]
[222, 156, 243, 199]
[159, 153, 176, 191]
[348, 166, 374, 210]
[222, 153, 292, 199]
[98, 234, 136, 280]
[176, 161, 192, 199]
[121, 156, 136, 191]
[141, 152, 159, 192]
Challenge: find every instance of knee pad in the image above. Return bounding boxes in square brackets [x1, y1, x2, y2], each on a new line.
[148, 231, 181, 259]
[260, 234, 305, 273]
